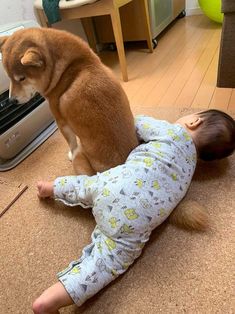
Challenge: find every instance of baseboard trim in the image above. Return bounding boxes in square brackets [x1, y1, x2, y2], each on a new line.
[186, 7, 203, 16]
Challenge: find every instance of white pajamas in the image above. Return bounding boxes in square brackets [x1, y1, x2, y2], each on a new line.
[54, 116, 197, 306]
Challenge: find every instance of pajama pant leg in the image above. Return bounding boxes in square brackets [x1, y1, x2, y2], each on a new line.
[57, 226, 139, 306]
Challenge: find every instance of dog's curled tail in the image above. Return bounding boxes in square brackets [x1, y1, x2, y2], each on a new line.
[169, 199, 209, 231]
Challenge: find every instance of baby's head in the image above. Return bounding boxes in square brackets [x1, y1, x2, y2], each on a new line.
[176, 109, 235, 161]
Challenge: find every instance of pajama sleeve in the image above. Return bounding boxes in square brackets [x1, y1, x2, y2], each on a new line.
[53, 175, 99, 208]
[135, 115, 168, 142]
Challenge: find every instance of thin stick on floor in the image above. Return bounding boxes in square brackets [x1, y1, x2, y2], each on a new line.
[0, 185, 28, 218]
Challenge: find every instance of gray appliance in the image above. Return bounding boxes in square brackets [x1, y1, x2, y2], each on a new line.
[0, 21, 57, 171]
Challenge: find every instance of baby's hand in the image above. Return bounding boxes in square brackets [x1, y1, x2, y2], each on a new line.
[37, 181, 54, 198]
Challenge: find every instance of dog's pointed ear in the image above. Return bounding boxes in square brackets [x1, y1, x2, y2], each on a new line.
[0, 36, 9, 51]
[21, 48, 44, 67]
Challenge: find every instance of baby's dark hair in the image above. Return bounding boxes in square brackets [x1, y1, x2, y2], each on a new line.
[196, 109, 235, 161]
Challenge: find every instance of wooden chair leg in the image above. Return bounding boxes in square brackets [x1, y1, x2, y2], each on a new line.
[110, 7, 128, 82]
[81, 17, 98, 53]
[34, 8, 51, 27]
[140, 0, 153, 52]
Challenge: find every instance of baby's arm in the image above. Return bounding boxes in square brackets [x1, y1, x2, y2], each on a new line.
[37, 175, 99, 208]
[135, 115, 167, 142]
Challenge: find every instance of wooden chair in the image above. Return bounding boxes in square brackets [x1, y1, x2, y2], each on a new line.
[34, 0, 153, 81]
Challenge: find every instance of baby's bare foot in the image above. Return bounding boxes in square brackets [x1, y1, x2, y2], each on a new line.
[37, 181, 54, 198]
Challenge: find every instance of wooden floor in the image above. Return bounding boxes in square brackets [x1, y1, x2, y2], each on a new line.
[100, 15, 235, 112]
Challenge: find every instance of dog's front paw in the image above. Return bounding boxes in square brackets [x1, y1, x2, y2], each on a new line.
[68, 151, 73, 161]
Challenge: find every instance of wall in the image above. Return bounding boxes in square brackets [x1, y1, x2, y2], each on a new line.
[0, 0, 87, 41]
[186, 0, 202, 16]
[0, 0, 35, 25]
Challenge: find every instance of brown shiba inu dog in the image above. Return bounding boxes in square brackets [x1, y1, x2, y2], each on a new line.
[0, 28, 138, 175]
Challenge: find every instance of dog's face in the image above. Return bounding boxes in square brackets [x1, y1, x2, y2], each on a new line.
[0, 29, 51, 103]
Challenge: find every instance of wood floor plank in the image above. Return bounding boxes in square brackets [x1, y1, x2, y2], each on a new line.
[228, 89, 235, 111]
[158, 24, 220, 107]
[129, 16, 207, 107]
[136, 17, 212, 108]
[209, 87, 233, 110]
[99, 15, 227, 112]
[191, 49, 219, 108]
[173, 29, 221, 107]
[121, 16, 201, 100]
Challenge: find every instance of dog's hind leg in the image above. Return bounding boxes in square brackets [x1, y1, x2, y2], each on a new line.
[72, 149, 96, 176]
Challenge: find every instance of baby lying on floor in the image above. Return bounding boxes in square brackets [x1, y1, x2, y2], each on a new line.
[33, 110, 235, 314]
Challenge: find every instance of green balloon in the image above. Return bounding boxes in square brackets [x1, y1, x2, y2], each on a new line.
[198, 0, 224, 23]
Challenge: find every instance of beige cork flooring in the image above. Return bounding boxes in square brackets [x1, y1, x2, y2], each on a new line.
[0, 15, 234, 314]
